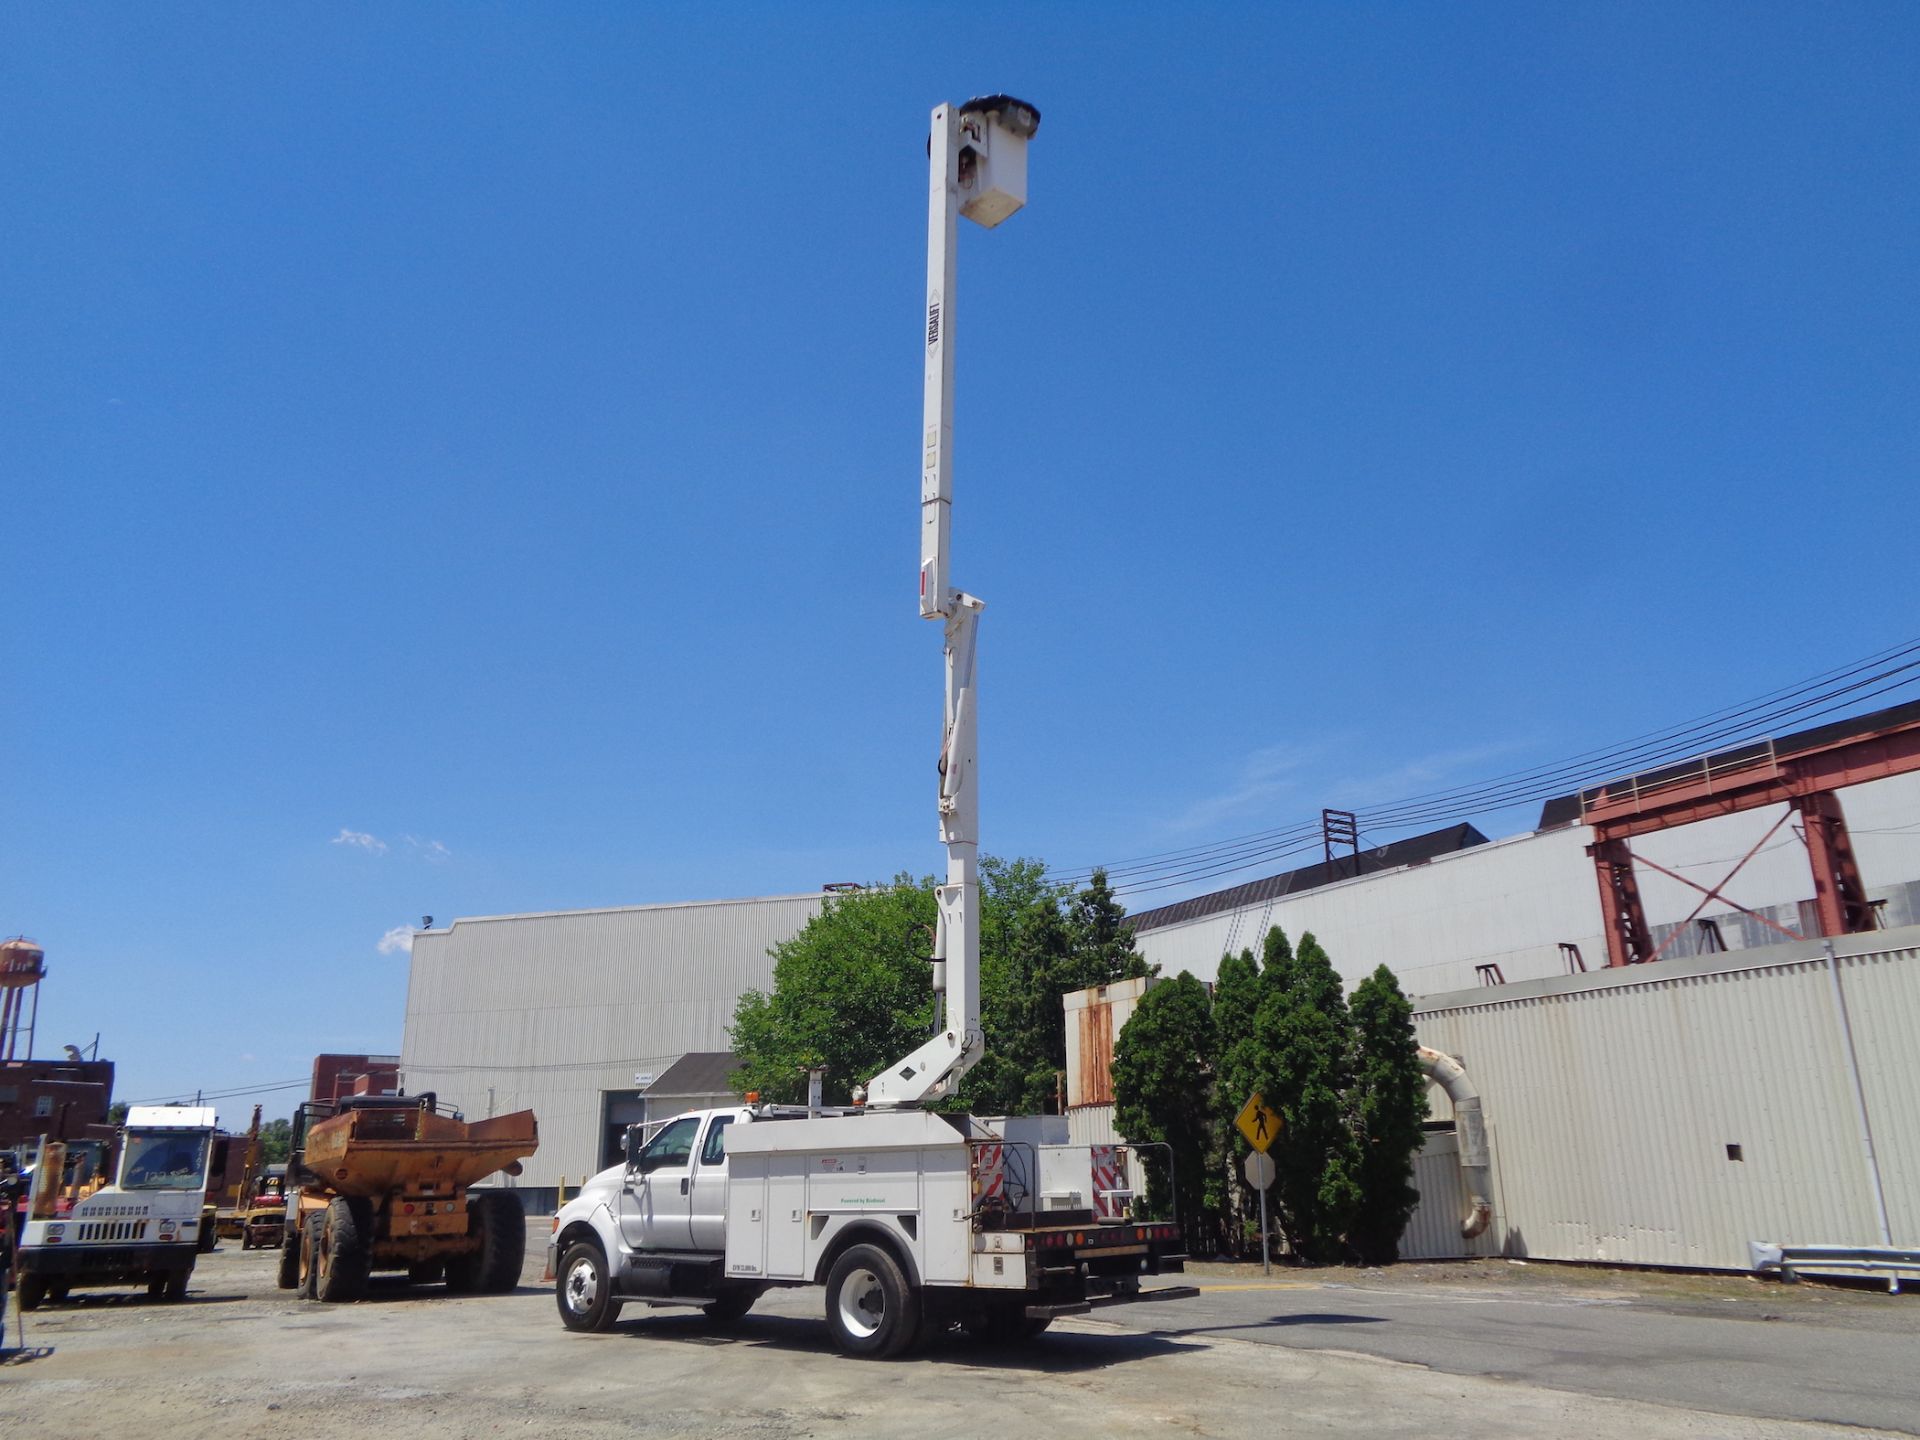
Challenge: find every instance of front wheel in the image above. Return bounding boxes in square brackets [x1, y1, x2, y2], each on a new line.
[555, 1241, 622, 1332]
[277, 1215, 303, 1289]
[164, 1269, 190, 1302]
[824, 1243, 920, 1359]
[16, 1274, 47, 1311]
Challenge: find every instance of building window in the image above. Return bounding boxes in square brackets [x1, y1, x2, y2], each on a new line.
[0, 1085, 17, 1103]
[34, 1096, 54, 1118]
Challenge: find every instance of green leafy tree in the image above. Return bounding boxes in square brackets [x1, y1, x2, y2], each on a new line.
[1347, 965, 1429, 1265]
[1253, 930, 1361, 1263]
[730, 876, 940, 1104]
[730, 858, 1142, 1112]
[1111, 972, 1218, 1243]
[259, 1117, 294, 1166]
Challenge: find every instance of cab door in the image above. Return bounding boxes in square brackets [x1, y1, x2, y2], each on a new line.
[686, 1114, 736, 1253]
[616, 1114, 698, 1252]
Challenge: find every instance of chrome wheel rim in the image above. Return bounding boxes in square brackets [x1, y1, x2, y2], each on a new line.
[565, 1257, 599, 1313]
[836, 1266, 885, 1339]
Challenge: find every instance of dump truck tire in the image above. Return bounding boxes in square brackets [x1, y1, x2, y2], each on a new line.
[277, 1216, 303, 1289]
[555, 1240, 621, 1332]
[314, 1197, 373, 1303]
[824, 1243, 920, 1359]
[469, 1190, 525, 1293]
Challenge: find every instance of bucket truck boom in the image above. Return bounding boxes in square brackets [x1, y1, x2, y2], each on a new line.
[866, 95, 1038, 1108]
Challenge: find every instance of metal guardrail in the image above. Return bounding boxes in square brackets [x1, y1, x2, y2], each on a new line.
[1749, 1241, 1918, 1293]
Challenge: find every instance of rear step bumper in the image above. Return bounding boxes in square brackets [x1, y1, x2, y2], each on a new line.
[1026, 1285, 1200, 1320]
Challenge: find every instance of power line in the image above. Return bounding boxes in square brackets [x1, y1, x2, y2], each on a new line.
[1051, 637, 1920, 901]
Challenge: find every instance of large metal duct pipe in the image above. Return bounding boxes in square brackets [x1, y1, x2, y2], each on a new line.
[1417, 1046, 1493, 1240]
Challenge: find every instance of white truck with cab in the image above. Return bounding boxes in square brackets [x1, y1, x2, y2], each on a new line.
[550, 1102, 1189, 1356]
[14, 1105, 219, 1308]
[548, 95, 1195, 1359]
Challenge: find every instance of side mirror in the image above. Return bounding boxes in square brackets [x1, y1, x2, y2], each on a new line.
[624, 1127, 644, 1172]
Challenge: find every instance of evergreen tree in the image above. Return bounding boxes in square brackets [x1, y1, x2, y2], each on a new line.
[1211, 946, 1263, 1249]
[1111, 972, 1218, 1243]
[1066, 869, 1153, 989]
[1252, 930, 1361, 1263]
[1347, 965, 1430, 1265]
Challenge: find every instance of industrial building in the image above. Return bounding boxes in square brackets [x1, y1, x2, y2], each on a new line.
[400, 892, 824, 1208]
[1127, 706, 1920, 995]
[400, 703, 1919, 1272]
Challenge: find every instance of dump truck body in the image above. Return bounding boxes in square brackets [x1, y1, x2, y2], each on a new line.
[281, 1093, 537, 1302]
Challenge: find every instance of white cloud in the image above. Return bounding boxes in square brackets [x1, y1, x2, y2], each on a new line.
[332, 828, 389, 855]
[377, 925, 416, 956]
[402, 835, 452, 863]
[1167, 744, 1318, 834]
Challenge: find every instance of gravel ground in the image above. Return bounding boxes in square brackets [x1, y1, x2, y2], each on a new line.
[0, 1231, 1907, 1439]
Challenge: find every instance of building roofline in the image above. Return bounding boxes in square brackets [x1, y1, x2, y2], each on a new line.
[417, 892, 829, 936]
[1411, 920, 1920, 1016]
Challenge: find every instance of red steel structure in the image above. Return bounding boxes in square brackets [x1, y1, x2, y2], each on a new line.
[1578, 706, 1920, 967]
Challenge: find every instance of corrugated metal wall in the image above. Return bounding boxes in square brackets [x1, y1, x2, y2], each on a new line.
[400, 893, 824, 1187]
[1064, 926, 1918, 1270]
[1410, 926, 1920, 1269]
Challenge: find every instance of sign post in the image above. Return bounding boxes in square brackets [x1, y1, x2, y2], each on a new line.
[1235, 1093, 1282, 1277]
[1243, 1151, 1276, 1275]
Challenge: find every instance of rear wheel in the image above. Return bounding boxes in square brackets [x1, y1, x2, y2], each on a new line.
[448, 1191, 524, 1294]
[703, 1285, 758, 1325]
[824, 1243, 920, 1359]
[555, 1240, 621, 1332]
[314, 1197, 373, 1303]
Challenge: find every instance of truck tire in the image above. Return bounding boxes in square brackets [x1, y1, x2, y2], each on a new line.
[449, 1191, 524, 1295]
[197, 1218, 218, 1253]
[16, 1274, 47, 1311]
[824, 1243, 920, 1359]
[314, 1196, 373, 1303]
[277, 1215, 303, 1289]
[703, 1285, 758, 1325]
[300, 1213, 324, 1298]
[165, 1268, 190, 1302]
[555, 1240, 622, 1332]
[47, 1279, 71, 1303]
[964, 1301, 1050, 1343]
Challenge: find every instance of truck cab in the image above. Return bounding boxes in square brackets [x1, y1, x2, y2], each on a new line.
[15, 1105, 219, 1308]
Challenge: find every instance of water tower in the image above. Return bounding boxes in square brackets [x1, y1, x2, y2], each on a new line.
[1, 937, 46, 1061]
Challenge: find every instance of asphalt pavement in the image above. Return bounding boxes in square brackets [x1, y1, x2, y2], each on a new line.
[1109, 1263, 1920, 1435]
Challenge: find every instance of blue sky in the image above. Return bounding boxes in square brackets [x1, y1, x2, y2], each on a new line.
[4, 4, 1915, 1120]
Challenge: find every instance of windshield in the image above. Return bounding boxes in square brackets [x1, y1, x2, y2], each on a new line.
[120, 1131, 212, 1191]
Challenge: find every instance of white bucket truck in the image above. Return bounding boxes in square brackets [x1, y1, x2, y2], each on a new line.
[14, 1105, 219, 1308]
[548, 96, 1194, 1358]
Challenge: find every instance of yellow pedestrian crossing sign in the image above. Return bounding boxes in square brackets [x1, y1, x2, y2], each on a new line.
[1236, 1093, 1282, 1153]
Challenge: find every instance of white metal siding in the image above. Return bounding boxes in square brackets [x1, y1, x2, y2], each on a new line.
[400, 893, 824, 1187]
[1413, 927, 1920, 1270]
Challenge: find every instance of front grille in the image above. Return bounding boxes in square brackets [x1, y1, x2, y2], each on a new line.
[77, 1219, 150, 1242]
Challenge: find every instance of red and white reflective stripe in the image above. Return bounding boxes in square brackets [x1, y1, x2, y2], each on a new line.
[972, 1142, 1006, 1204]
[1090, 1145, 1125, 1217]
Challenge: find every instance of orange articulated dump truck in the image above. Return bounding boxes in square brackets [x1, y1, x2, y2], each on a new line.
[279, 1092, 537, 1303]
